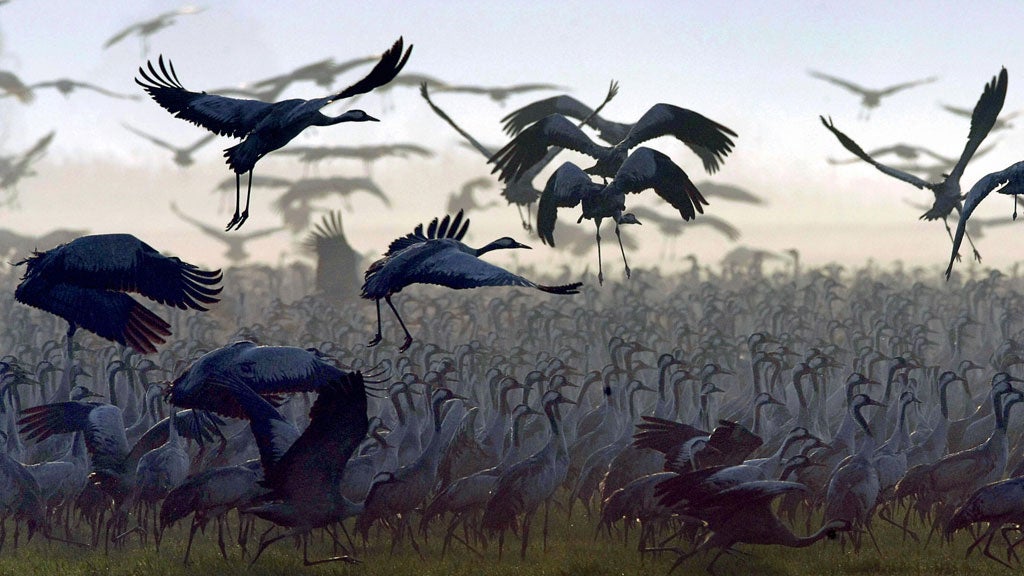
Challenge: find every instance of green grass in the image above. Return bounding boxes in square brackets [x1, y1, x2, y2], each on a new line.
[0, 509, 1015, 576]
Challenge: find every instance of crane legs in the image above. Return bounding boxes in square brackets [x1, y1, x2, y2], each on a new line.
[614, 223, 631, 279]
[368, 296, 414, 352]
[226, 171, 254, 231]
[594, 221, 605, 285]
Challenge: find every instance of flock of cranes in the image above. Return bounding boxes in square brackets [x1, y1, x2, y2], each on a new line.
[1, 5, 1024, 575]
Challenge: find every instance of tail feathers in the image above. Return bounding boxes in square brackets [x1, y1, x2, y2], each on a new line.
[537, 281, 583, 295]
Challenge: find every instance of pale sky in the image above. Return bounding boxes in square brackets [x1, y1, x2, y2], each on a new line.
[1, 1, 1022, 275]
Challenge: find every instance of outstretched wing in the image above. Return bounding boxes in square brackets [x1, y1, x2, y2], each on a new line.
[489, 114, 606, 184]
[137, 55, 274, 139]
[19, 402, 129, 474]
[947, 67, 1007, 183]
[605, 147, 708, 220]
[501, 95, 600, 136]
[385, 210, 469, 255]
[620, 104, 737, 175]
[819, 116, 931, 189]
[316, 37, 412, 106]
[877, 76, 937, 96]
[808, 70, 869, 95]
[946, 161, 1024, 279]
[537, 162, 595, 247]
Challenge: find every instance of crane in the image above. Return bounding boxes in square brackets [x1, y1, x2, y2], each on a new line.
[136, 37, 412, 230]
[538, 150, 708, 283]
[103, 6, 205, 54]
[361, 210, 582, 351]
[12, 231, 222, 405]
[808, 70, 937, 118]
[122, 123, 215, 167]
[170, 202, 282, 264]
[819, 67, 1007, 260]
[946, 161, 1024, 278]
[489, 102, 736, 182]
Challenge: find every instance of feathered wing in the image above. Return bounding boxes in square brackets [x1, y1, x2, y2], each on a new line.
[318, 37, 412, 105]
[947, 67, 1007, 183]
[19, 402, 129, 474]
[621, 104, 737, 175]
[877, 76, 937, 96]
[489, 114, 606, 183]
[501, 95, 599, 136]
[124, 410, 224, 472]
[808, 70, 870, 94]
[136, 56, 275, 139]
[385, 210, 469, 255]
[946, 161, 1024, 279]
[537, 162, 596, 246]
[819, 116, 931, 189]
[227, 380, 300, 475]
[14, 278, 171, 353]
[267, 372, 368, 503]
[605, 147, 708, 220]
[400, 242, 582, 294]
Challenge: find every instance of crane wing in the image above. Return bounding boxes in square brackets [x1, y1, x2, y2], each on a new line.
[501, 95, 599, 136]
[877, 76, 937, 96]
[403, 242, 540, 291]
[267, 372, 368, 502]
[537, 162, 595, 246]
[226, 380, 300, 475]
[621, 104, 737, 174]
[124, 410, 224, 471]
[14, 279, 171, 354]
[318, 37, 412, 106]
[489, 114, 606, 184]
[137, 56, 274, 139]
[819, 116, 932, 189]
[385, 210, 469, 255]
[19, 403, 129, 474]
[946, 161, 1024, 279]
[605, 147, 708, 220]
[947, 67, 1007, 183]
[808, 70, 869, 94]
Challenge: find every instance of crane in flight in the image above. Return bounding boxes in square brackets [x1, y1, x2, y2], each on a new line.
[136, 37, 412, 231]
[809, 70, 937, 118]
[361, 210, 582, 351]
[820, 67, 1008, 263]
[103, 6, 205, 55]
[946, 161, 1024, 279]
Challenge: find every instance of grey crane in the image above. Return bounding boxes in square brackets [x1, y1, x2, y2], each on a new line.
[170, 202, 283, 264]
[946, 161, 1024, 279]
[136, 37, 411, 230]
[0, 69, 34, 103]
[0, 131, 55, 198]
[13, 234, 222, 357]
[233, 370, 369, 566]
[819, 67, 1007, 260]
[166, 340, 359, 419]
[809, 70, 937, 118]
[489, 102, 736, 182]
[945, 475, 1024, 567]
[103, 6, 205, 54]
[538, 149, 708, 283]
[29, 79, 140, 101]
[303, 210, 362, 300]
[361, 210, 582, 351]
[941, 102, 1020, 132]
[122, 123, 215, 167]
[420, 81, 618, 231]
[434, 81, 567, 105]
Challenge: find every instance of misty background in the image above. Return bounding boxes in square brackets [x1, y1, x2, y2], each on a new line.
[1, 1, 1022, 277]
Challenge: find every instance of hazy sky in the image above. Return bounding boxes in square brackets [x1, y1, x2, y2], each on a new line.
[1, 1, 1022, 275]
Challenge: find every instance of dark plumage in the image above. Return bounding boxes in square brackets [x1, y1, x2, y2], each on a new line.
[13, 234, 222, 354]
[362, 210, 582, 351]
[136, 37, 412, 230]
[946, 161, 1024, 279]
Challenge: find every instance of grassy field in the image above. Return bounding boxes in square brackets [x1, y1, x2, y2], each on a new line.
[0, 509, 1015, 576]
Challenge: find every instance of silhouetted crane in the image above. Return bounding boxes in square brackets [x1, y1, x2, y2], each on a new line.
[941, 103, 1020, 132]
[538, 149, 708, 283]
[29, 79, 139, 101]
[13, 234, 222, 358]
[303, 210, 361, 300]
[490, 102, 736, 181]
[435, 81, 566, 105]
[123, 123, 215, 167]
[446, 177, 500, 215]
[362, 210, 582, 351]
[946, 161, 1024, 278]
[820, 67, 1007, 261]
[0, 70, 34, 103]
[809, 70, 936, 118]
[0, 131, 55, 200]
[136, 37, 412, 230]
[170, 202, 282, 264]
[103, 6, 205, 54]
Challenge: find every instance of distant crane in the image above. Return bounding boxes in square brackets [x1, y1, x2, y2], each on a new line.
[103, 6, 205, 55]
[0, 131, 55, 201]
[434, 81, 566, 105]
[819, 67, 1007, 262]
[303, 210, 362, 300]
[29, 79, 139, 101]
[809, 70, 937, 118]
[362, 210, 582, 351]
[122, 123, 216, 167]
[946, 161, 1024, 278]
[538, 149, 708, 283]
[13, 234, 222, 356]
[136, 37, 412, 230]
[170, 202, 283, 264]
[0, 70, 34, 103]
[941, 102, 1020, 132]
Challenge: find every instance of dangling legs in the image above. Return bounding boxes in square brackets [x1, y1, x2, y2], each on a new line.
[368, 299, 384, 347]
[227, 173, 242, 231]
[384, 295, 414, 352]
[594, 220, 605, 285]
[614, 223, 631, 279]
